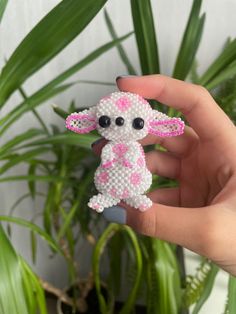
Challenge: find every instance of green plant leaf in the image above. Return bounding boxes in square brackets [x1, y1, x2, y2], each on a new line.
[93, 224, 143, 314]
[227, 275, 236, 313]
[58, 206, 75, 258]
[119, 226, 142, 314]
[76, 167, 96, 234]
[0, 224, 29, 314]
[0, 224, 47, 314]
[20, 133, 98, 150]
[189, 59, 200, 83]
[19, 257, 47, 314]
[30, 230, 37, 264]
[203, 59, 236, 90]
[43, 184, 56, 236]
[192, 263, 218, 314]
[173, 0, 205, 80]
[30, 32, 132, 101]
[0, 216, 61, 255]
[75, 79, 116, 86]
[19, 86, 49, 134]
[52, 105, 69, 119]
[0, 83, 74, 137]
[107, 233, 124, 296]
[183, 259, 214, 308]
[130, 0, 160, 74]
[0, 147, 50, 175]
[146, 239, 181, 314]
[0, 32, 132, 136]
[0, 0, 108, 106]
[8, 192, 44, 217]
[199, 38, 236, 87]
[28, 164, 37, 199]
[0, 128, 45, 157]
[213, 74, 236, 123]
[0, 0, 8, 23]
[104, 9, 137, 75]
[0, 175, 67, 183]
[57, 200, 79, 240]
[93, 223, 121, 314]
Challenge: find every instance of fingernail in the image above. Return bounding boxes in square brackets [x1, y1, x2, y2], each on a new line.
[103, 206, 127, 224]
[116, 75, 137, 82]
[91, 138, 102, 148]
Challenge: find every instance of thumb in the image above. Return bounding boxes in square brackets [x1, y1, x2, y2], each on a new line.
[103, 202, 211, 256]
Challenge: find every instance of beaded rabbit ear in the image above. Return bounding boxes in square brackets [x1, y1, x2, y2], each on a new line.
[149, 110, 184, 137]
[66, 107, 96, 134]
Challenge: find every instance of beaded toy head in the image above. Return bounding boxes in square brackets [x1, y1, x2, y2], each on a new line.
[65, 91, 184, 141]
[66, 91, 184, 213]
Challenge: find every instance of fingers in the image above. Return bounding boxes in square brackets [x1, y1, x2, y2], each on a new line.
[140, 125, 199, 157]
[148, 187, 180, 206]
[146, 150, 180, 178]
[91, 138, 107, 156]
[122, 201, 212, 255]
[117, 75, 235, 142]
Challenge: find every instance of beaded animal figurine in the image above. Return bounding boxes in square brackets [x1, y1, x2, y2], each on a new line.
[66, 91, 185, 212]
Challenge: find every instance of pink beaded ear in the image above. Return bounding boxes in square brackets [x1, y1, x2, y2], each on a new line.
[66, 109, 96, 134]
[149, 111, 184, 137]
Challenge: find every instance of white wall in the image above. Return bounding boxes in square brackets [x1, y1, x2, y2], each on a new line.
[0, 0, 235, 312]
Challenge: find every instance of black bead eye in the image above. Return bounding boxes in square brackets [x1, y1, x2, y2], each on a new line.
[98, 115, 111, 128]
[132, 117, 144, 130]
[115, 117, 124, 126]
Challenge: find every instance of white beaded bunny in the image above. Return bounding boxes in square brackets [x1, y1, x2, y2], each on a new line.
[66, 92, 184, 212]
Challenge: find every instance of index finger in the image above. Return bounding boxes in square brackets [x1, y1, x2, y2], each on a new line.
[116, 75, 235, 142]
[120, 200, 218, 258]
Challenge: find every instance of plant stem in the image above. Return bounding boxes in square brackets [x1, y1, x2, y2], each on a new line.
[40, 277, 87, 312]
[40, 278, 74, 306]
[18, 86, 50, 134]
[176, 245, 189, 314]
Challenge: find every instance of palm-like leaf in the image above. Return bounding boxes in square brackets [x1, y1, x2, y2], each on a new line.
[145, 239, 181, 314]
[0, 224, 47, 314]
[93, 224, 143, 314]
[173, 0, 205, 80]
[226, 276, 236, 314]
[0, 0, 8, 23]
[0, 0, 108, 106]
[130, 0, 160, 74]
[0, 32, 132, 137]
[183, 259, 218, 313]
[199, 39, 236, 90]
[104, 9, 137, 75]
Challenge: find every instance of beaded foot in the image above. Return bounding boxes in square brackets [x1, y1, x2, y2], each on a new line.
[124, 195, 152, 211]
[88, 193, 119, 213]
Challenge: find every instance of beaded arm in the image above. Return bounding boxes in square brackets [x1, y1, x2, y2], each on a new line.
[119, 142, 146, 169]
[101, 143, 116, 169]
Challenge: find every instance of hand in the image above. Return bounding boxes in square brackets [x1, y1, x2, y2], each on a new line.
[93, 75, 236, 276]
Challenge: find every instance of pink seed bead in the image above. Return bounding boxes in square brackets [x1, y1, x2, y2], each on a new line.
[130, 172, 141, 185]
[115, 96, 132, 112]
[97, 172, 109, 184]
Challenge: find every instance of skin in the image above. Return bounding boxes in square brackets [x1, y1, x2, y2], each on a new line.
[92, 75, 236, 276]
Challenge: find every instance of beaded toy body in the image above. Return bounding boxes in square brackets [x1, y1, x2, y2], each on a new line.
[66, 91, 185, 212]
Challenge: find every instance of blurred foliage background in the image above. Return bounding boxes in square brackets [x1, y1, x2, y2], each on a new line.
[0, 0, 236, 313]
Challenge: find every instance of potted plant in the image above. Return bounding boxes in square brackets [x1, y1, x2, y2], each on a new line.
[1, 0, 236, 313]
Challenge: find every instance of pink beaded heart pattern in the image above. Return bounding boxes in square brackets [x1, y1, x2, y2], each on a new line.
[66, 91, 184, 212]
